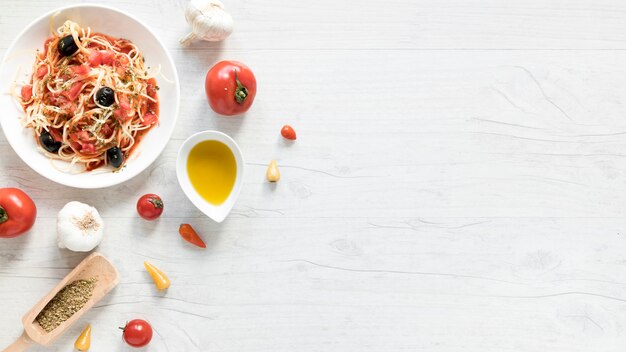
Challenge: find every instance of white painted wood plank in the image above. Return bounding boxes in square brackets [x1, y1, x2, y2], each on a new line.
[5, 0, 626, 51]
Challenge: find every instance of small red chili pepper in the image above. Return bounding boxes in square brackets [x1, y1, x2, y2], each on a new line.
[280, 125, 297, 140]
[179, 224, 207, 248]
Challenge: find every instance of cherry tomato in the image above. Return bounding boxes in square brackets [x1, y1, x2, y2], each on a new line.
[0, 188, 36, 238]
[205, 60, 257, 116]
[122, 319, 153, 348]
[281, 125, 297, 140]
[137, 194, 164, 220]
[179, 224, 206, 248]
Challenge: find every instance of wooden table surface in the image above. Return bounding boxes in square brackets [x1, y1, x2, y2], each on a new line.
[2, 0, 626, 351]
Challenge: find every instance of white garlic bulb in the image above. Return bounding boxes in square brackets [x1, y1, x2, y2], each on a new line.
[180, 0, 234, 47]
[57, 201, 104, 252]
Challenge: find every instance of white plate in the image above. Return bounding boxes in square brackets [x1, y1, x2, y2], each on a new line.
[0, 4, 180, 188]
[176, 131, 245, 223]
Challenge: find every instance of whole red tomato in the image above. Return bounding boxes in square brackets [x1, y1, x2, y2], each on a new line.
[122, 319, 153, 348]
[137, 194, 164, 221]
[205, 60, 257, 116]
[0, 188, 36, 238]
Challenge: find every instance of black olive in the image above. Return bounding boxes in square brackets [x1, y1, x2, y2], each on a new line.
[95, 87, 115, 107]
[39, 131, 62, 153]
[57, 35, 79, 57]
[107, 147, 124, 168]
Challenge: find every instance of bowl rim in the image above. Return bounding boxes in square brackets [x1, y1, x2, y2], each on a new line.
[176, 130, 245, 223]
[0, 3, 180, 189]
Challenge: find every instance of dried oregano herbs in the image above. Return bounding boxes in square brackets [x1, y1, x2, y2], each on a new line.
[35, 277, 97, 332]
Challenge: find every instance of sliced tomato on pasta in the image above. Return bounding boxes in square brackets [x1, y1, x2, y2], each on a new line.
[61, 82, 83, 101]
[114, 54, 130, 76]
[146, 78, 158, 99]
[142, 112, 157, 126]
[70, 131, 90, 143]
[100, 124, 114, 138]
[80, 143, 96, 154]
[88, 50, 116, 67]
[51, 94, 77, 112]
[114, 94, 133, 122]
[70, 64, 91, 76]
[21, 85, 33, 102]
[35, 65, 48, 79]
[49, 128, 63, 142]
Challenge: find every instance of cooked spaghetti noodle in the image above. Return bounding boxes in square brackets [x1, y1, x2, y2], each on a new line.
[18, 20, 159, 171]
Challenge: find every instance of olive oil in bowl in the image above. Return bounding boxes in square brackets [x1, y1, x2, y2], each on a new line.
[177, 131, 244, 223]
[186, 140, 237, 206]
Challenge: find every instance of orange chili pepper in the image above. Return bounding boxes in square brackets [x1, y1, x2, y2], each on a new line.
[144, 261, 170, 290]
[74, 324, 91, 351]
[179, 224, 206, 248]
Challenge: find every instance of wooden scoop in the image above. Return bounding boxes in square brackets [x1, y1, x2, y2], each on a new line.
[3, 252, 119, 351]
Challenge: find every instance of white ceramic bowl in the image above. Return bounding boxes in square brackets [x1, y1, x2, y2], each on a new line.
[176, 131, 244, 223]
[0, 4, 179, 188]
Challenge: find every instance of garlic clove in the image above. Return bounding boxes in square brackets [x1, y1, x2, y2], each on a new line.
[180, 0, 234, 47]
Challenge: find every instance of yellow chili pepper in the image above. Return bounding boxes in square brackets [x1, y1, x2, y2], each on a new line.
[144, 261, 171, 290]
[266, 160, 280, 182]
[74, 324, 91, 351]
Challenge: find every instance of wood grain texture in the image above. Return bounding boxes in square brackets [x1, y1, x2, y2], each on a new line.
[2, 0, 626, 351]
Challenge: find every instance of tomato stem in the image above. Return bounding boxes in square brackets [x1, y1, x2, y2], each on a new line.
[234, 70, 248, 104]
[149, 198, 163, 209]
[0, 206, 7, 224]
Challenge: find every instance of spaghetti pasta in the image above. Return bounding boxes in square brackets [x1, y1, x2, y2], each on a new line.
[18, 20, 159, 171]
